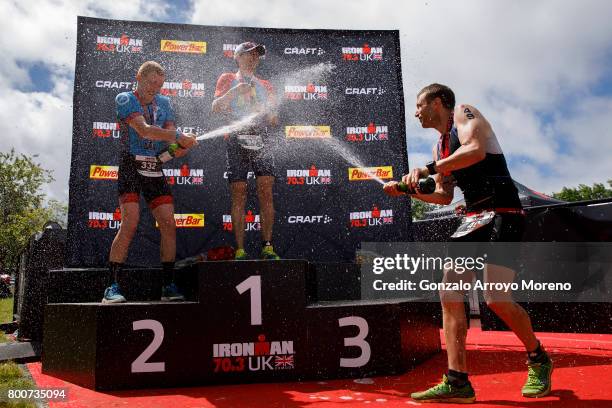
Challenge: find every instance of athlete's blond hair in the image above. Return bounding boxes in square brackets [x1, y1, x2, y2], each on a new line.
[137, 61, 165, 78]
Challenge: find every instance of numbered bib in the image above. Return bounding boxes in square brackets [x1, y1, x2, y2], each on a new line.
[133, 155, 163, 177]
[236, 134, 264, 151]
[451, 210, 496, 239]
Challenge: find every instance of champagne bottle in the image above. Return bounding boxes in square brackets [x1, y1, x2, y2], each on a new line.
[157, 143, 180, 163]
[396, 177, 436, 194]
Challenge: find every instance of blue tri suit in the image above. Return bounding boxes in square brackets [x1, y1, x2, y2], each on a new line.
[115, 91, 175, 208]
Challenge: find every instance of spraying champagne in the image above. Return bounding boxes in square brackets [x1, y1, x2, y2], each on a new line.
[396, 177, 436, 194]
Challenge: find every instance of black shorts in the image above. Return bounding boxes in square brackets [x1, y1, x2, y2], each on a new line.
[225, 140, 276, 183]
[117, 153, 173, 208]
[449, 212, 525, 269]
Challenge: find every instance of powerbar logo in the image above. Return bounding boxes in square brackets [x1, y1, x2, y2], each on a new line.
[345, 87, 385, 96]
[161, 81, 205, 98]
[93, 122, 120, 139]
[223, 211, 260, 232]
[176, 125, 204, 135]
[222, 43, 239, 58]
[346, 123, 389, 142]
[350, 206, 394, 227]
[284, 47, 325, 56]
[160, 40, 207, 54]
[286, 165, 332, 185]
[285, 126, 331, 139]
[287, 215, 332, 224]
[89, 165, 118, 180]
[164, 165, 204, 185]
[284, 84, 328, 100]
[213, 335, 294, 373]
[88, 209, 122, 229]
[342, 44, 383, 61]
[348, 166, 393, 181]
[95, 80, 134, 90]
[96, 35, 143, 53]
[156, 214, 205, 228]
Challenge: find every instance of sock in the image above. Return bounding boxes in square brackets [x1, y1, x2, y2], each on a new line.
[262, 240, 273, 248]
[527, 341, 549, 364]
[162, 262, 175, 286]
[109, 262, 123, 286]
[447, 369, 469, 387]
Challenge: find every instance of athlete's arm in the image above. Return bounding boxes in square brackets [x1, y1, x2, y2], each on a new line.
[384, 145, 454, 205]
[211, 74, 252, 113]
[432, 105, 487, 174]
[406, 144, 454, 204]
[127, 115, 196, 148]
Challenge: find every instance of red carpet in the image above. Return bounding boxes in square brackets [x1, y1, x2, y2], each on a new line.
[28, 322, 612, 407]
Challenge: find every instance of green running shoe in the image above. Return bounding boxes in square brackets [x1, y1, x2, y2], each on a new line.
[261, 245, 280, 260]
[522, 357, 553, 398]
[411, 374, 476, 404]
[235, 248, 249, 260]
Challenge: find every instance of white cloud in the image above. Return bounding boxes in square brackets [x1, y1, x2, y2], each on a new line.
[0, 0, 173, 200]
[1, 0, 612, 201]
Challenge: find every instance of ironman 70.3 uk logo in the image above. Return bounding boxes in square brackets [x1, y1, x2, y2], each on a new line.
[213, 334, 295, 373]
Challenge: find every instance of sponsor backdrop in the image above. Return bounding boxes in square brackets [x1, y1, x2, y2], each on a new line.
[67, 17, 411, 267]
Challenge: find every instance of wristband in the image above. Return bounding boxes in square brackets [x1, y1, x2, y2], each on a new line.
[426, 160, 437, 176]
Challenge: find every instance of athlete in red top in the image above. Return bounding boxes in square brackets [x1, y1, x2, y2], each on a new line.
[212, 42, 280, 260]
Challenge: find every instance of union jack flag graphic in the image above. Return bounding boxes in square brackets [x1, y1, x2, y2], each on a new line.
[373, 54, 383, 60]
[274, 355, 294, 369]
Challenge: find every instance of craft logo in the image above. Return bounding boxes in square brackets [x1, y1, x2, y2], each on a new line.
[284, 47, 325, 56]
[224, 171, 255, 180]
[164, 164, 204, 185]
[345, 87, 385, 96]
[176, 125, 204, 135]
[160, 40, 207, 54]
[96, 35, 143, 53]
[285, 126, 331, 139]
[222, 43, 239, 58]
[348, 166, 393, 181]
[341, 43, 383, 61]
[93, 122, 120, 139]
[156, 214, 205, 228]
[95, 80, 134, 90]
[284, 84, 328, 101]
[287, 215, 332, 224]
[346, 123, 389, 142]
[286, 165, 332, 185]
[88, 208, 122, 230]
[89, 165, 118, 180]
[350, 206, 394, 227]
[213, 334, 295, 373]
[222, 211, 260, 232]
[161, 81, 205, 98]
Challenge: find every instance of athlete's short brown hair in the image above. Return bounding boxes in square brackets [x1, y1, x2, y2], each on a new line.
[418, 83, 455, 110]
[137, 61, 165, 78]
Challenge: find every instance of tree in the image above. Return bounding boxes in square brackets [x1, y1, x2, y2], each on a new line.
[552, 180, 612, 202]
[411, 197, 439, 221]
[0, 149, 65, 274]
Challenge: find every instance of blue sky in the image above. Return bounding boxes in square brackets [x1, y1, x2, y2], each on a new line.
[1, 0, 611, 202]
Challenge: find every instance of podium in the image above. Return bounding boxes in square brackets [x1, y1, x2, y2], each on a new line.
[42, 261, 441, 390]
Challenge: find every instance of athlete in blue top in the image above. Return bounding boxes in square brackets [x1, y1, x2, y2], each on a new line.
[103, 61, 197, 304]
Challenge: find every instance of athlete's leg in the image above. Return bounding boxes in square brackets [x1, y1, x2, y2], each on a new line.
[256, 175, 275, 242]
[151, 201, 176, 263]
[483, 263, 538, 351]
[109, 200, 140, 264]
[439, 267, 475, 373]
[230, 181, 248, 250]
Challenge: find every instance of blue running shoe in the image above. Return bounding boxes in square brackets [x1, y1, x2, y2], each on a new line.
[161, 282, 185, 301]
[102, 282, 126, 304]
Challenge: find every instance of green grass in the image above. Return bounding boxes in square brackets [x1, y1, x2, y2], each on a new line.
[0, 297, 13, 325]
[0, 362, 36, 408]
